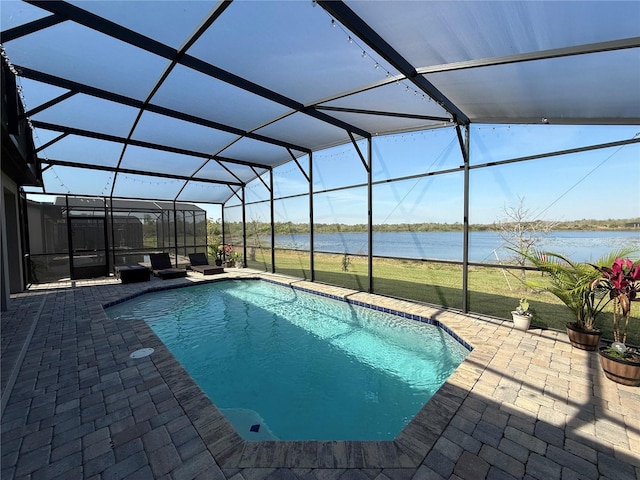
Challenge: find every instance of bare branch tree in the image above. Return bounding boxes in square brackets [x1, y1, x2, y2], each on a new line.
[493, 196, 558, 282]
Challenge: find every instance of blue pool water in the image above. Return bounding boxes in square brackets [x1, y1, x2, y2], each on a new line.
[106, 280, 469, 441]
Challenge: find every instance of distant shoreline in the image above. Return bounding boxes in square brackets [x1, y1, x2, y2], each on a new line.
[260, 218, 640, 235]
[270, 230, 639, 264]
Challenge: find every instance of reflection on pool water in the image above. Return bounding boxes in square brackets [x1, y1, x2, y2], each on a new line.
[106, 280, 470, 441]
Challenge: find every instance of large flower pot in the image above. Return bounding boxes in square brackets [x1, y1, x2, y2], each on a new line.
[565, 323, 602, 351]
[511, 312, 531, 331]
[598, 347, 640, 387]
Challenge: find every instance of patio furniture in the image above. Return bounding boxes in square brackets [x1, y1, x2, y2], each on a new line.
[115, 264, 150, 284]
[149, 253, 188, 280]
[188, 253, 224, 276]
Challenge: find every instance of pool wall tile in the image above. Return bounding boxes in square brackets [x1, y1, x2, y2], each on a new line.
[105, 276, 473, 353]
[280, 280, 472, 352]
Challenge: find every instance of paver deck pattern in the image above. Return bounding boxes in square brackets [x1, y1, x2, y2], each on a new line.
[1, 269, 639, 480]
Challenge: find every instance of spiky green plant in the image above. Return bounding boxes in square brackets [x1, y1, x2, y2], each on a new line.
[517, 248, 637, 332]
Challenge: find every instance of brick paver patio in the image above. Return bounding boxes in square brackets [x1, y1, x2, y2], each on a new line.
[1, 270, 639, 480]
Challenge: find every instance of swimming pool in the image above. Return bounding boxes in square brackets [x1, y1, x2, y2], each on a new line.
[106, 279, 470, 441]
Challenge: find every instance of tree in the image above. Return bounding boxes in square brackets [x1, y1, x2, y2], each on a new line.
[142, 213, 159, 248]
[493, 196, 558, 281]
[207, 218, 222, 239]
[206, 218, 223, 259]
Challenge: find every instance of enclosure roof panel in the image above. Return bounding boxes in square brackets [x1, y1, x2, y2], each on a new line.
[52, 196, 205, 211]
[177, 181, 235, 204]
[346, 1, 640, 67]
[5, 20, 171, 99]
[2, 0, 638, 203]
[40, 135, 123, 168]
[67, 0, 216, 50]
[151, 64, 294, 132]
[186, 1, 402, 106]
[429, 49, 640, 125]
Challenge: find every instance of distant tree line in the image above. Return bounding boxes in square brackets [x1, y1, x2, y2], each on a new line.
[209, 217, 639, 236]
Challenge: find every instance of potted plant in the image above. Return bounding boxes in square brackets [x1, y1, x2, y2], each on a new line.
[219, 244, 234, 267]
[209, 243, 223, 266]
[592, 257, 640, 386]
[520, 250, 613, 350]
[229, 251, 242, 268]
[511, 298, 533, 331]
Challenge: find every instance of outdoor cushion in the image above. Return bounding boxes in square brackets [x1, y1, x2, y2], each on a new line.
[188, 252, 209, 266]
[187, 252, 224, 275]
[149, 253, 187, 280]
[190, 264, 224, 275]
[189, 253, 224, 275]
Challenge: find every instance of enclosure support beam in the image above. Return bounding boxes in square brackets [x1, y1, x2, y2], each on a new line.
[319, 0, 468, 124]
[109, 196, 116, 272]
[458, 125, 471, 313]
[203, 210, 208, 261]
[18, 190, 32, 289]
[345, 133, 373, 290]
[470, 136, 640, 170]
[309, 152, 315, 282]
[0, 13, 66, 42]
[349, 132, 370, 173]
[173, 201, 178, 267]
[18, 66, 312, 153]
[102, 199, 109, 275]
[269, 175, 275, 274]
[64, 195, 74, 279]
[221, 207, 225, 255]
[22, 91, 77, 120]
[367, 138, 373, 293]
[287, 148, 310, 183]
[29, 117, 278, 170]
[41, 156, 243, 187]
[161, 210, 166, 251]
[242, 186, 247, 269]
[417, 37, 640, 75]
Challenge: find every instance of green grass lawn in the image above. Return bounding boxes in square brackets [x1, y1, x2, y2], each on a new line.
[245, 249, 639, 346]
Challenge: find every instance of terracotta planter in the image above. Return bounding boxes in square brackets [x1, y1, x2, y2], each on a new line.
[565, 323, 602, 351]
[598, 347, 640, 387]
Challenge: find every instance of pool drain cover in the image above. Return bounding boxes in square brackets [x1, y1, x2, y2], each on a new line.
[130, 348, 154, 359]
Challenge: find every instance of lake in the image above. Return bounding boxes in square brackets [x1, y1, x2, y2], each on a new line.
[271, 230, 640, 263]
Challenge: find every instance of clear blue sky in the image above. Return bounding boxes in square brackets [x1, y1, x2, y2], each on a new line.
[249, 124, 639, 226]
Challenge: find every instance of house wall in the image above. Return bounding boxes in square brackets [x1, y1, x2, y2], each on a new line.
[0, 177, 8, 311]
[1, 172, 24, 309]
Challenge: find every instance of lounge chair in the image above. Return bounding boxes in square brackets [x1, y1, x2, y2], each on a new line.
[188, 252, 224, 276]
[149, 253, 188, 280]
